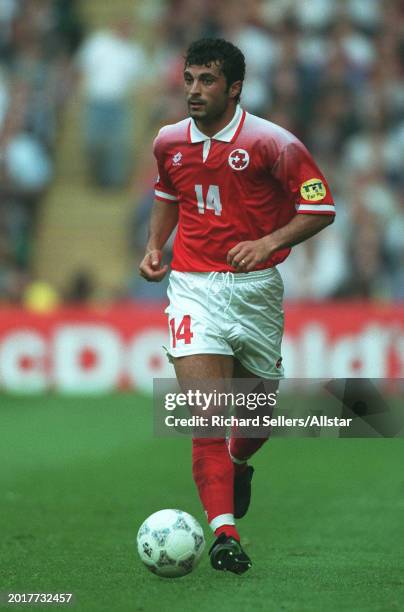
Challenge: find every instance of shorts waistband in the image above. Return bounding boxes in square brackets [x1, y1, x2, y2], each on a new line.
[172, 267, 279, 284]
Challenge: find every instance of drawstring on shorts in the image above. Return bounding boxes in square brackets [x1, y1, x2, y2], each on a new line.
[207, 271, 235, 313]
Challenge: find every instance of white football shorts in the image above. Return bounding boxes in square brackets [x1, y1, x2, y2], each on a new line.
[164, 267, 284, 379]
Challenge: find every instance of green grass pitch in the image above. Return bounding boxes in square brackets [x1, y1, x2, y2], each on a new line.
[0, 394, 403, 611]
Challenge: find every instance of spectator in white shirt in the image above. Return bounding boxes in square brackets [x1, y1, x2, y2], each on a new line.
[76, 19, 145, 188]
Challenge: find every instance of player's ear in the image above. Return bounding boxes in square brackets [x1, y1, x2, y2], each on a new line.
[229, 80, 242, 100]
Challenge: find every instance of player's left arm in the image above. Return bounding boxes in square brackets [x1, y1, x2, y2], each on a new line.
[228, 138, 335, 271]
[227, 213, 333, 270]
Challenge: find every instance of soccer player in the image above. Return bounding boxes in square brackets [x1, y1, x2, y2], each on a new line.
[139, 39, 335, 574]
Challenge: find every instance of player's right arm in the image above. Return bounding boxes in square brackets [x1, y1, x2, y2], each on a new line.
[139, 199, 178, 282]
[139, 127, 180, 281]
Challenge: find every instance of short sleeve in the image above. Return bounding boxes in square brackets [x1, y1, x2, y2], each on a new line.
[153, 132, 179, 204]
[272, 141, 335, 215]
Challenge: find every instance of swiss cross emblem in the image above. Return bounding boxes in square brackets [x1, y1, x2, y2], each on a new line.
[228, 148, 249, 171]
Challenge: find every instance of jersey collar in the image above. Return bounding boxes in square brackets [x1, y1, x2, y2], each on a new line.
[187, 105, 246, 144]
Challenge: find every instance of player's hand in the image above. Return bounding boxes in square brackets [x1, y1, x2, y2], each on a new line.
[139, 249, 169, 282]
[227, 237, 274, 272]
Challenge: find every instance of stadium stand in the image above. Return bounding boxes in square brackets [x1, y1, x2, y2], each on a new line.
[0, 0, 403, 303]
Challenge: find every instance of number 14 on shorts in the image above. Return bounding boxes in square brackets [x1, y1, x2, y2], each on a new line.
[169, 315, 194, 348]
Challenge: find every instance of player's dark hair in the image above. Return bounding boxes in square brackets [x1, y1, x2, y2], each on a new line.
[184, 38, 245, 103]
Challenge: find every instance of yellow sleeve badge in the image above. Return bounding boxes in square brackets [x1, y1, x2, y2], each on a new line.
[300, 178, 326, 202]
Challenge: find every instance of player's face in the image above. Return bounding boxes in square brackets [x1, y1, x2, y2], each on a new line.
[184, 63, 237, 122]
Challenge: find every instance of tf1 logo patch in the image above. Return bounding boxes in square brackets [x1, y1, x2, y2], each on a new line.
[300, 178, 326, 201]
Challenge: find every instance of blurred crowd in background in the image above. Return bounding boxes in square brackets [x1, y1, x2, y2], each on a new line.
[0, 0, 82, 303]
[1, 0, 403, 305]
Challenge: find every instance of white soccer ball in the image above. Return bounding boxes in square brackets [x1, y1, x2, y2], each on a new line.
[137, 509, 205, 577]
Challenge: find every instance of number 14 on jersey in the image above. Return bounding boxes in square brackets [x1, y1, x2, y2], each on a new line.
[195, 185, 222, 216]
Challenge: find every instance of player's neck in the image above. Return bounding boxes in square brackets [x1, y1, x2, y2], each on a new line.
[195, 104, 238, 138]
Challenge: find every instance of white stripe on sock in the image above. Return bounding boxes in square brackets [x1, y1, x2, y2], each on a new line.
[228, 449, 247, 465]
[209, 513, 235, 532]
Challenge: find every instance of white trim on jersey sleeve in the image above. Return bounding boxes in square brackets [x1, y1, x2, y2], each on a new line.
[295, 203, 335, 213]
[155, 189, 178, 202]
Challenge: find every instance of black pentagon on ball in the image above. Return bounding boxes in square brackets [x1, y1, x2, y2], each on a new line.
[142, 542, 153, 558]
[157, 550, 176, 567]
[192, 532, 204, 551]
[173, 516, 191, 531]
[151, 528, 170, 547]
[178, 554, 195, 572]
[138, 524, 150, 538]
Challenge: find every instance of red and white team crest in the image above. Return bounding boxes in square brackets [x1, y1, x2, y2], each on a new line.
[228, 149, 249, 171]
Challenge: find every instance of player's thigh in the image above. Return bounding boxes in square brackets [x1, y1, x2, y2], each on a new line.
[173, 354, 234, 427]
[233, 358, 279, 389]
[173, 353, 234, 384]
[233, 357, 279, 420]
[234, 358, 263, 379]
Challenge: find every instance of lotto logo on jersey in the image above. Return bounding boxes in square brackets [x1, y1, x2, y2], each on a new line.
[300, 178, 326, 201]
[172, 152, 183, 166]
[228, 149, 249, 171]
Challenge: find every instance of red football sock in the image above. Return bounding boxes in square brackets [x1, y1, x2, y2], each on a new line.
[214, 525, 240, 541]
[192, 437, 239, 539]
[229, 437, 268, 465]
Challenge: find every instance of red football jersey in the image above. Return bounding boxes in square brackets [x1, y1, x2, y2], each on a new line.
[154, 105, 335, 272]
